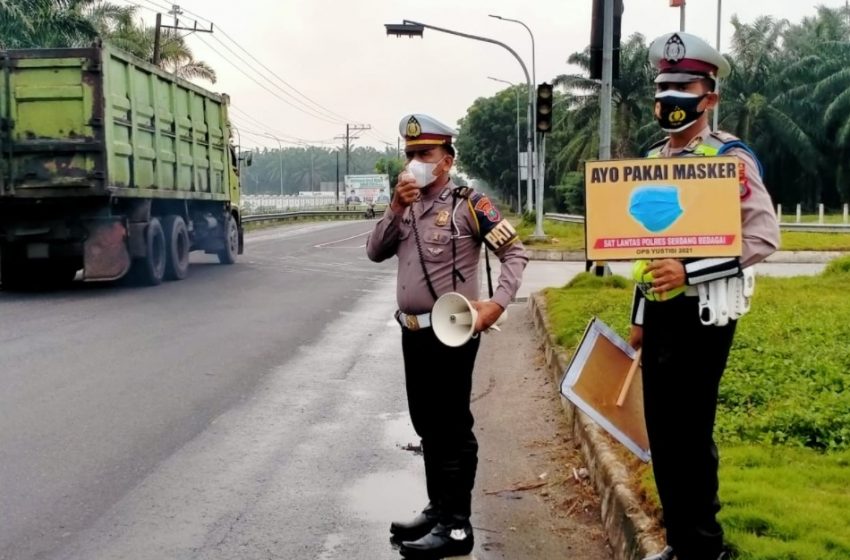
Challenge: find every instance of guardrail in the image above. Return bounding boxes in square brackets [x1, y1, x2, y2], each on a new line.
[544, 213, 850, 232]
[242, 209, 377, 224]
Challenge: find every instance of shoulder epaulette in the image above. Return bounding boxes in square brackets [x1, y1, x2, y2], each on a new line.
[646, 136, 669, 155]
[709, 130, 740, 144]
[453, 186, 474, 199]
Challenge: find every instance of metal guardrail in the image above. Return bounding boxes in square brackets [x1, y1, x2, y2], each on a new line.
[544, 213, 850, 232]
[544, 213, 586, 224]
[776, 223, 850, 233]
[242, 209, 375, 223]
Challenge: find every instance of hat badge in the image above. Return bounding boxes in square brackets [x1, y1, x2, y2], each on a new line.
[406, 116, 422, 138]
[663, 33, 686, 63]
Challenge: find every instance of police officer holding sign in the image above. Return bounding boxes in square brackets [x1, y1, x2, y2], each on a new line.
[630, 33, 780, 560]
[367, 114, 527, 558]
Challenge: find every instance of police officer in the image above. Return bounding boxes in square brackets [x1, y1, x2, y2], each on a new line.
[630, 33, 780, 560]
[367, 114, 527, 559]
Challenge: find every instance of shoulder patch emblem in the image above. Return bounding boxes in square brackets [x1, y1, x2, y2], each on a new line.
[738, 161, 752, 200]
[474, 196, 501, 222]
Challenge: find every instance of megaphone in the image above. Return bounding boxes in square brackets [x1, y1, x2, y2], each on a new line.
[431, 292, 506, 347]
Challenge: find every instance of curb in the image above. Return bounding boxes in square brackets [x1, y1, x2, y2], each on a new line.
[528, 293, 664, 560]
[525, 249, 845, 264]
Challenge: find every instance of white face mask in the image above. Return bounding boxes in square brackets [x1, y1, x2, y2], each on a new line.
[407, 158, 443, 188]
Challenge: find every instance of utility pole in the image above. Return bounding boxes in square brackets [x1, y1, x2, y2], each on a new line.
[680, 0, 686, 32]
[344, 123, 371, 177]
[713, 0, 722, 131]
[336, 149, 340, 207]
[599, 0, 614, 161]
[152, 4, 213, 66]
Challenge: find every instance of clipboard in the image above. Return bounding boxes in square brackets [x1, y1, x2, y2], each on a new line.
[559, 317, 651, 462]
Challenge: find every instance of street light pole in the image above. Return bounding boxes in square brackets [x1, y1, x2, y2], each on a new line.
[264, 132, 283, 197]
[488, 76, 521, 214]
[386, 19, 535, 221]
[489, 15, 536, 214]
[680, 0, 686, 32]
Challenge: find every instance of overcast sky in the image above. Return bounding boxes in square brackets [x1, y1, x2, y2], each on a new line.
[123, 0, 848, 151]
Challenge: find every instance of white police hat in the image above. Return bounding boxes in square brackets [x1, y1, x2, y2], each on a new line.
[649, 32, 731, 83]
[399, 114, 457, 153]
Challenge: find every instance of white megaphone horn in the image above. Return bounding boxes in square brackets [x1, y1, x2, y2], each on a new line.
[431, 292, 507, 347]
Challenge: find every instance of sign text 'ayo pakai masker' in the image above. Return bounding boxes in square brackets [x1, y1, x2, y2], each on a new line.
[584, 156, 743, 260]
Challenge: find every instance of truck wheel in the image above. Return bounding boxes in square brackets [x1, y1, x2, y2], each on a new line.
[217, 213, 239, 265]
[163, 215, 190, 281]
[129, 217, 166, 286]
[0, 245, 29, 290]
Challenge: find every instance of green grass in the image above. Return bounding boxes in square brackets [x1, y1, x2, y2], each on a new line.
[516, 219, 850, 252]
[544, 259, 850, 559]
[719, 446, 850, 560]
[516, 219, 585, 249]
[780, 231, 850, 251]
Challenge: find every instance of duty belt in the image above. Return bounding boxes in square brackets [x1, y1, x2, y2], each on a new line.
[394, 310, 432, 331]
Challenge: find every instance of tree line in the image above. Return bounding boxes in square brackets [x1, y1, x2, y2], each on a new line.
[456, 6, 850, 213]
[239, 146, 401, 195]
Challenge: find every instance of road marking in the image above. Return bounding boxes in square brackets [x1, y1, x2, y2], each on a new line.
[314, 230, 370, 248]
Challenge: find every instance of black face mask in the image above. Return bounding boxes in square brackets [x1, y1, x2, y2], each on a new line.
[654, 91, 707, 133]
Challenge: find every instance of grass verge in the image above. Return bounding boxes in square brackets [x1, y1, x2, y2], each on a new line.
[516, 220, 850, 253]
[543, 257, 850, 559]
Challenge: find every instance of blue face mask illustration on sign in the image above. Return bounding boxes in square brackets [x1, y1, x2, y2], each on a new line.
[629, 186, 684, 232]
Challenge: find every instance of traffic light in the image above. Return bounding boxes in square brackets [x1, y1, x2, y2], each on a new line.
[589, 0, 624, 80]
[536, 82, 554, 134]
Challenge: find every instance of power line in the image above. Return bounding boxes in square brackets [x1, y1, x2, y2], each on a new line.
[176, 4, 354, 124]
[192, 33, 342, 126]
[207, 33, 346, 125]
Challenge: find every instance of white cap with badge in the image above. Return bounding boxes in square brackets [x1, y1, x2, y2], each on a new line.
[649, 32, 731, 84]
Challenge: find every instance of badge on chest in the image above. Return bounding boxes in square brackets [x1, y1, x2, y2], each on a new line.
[435, 210, 450, 227]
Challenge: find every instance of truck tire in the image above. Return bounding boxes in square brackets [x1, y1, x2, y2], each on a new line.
[163, 215, 190, 281]
[217, 213, 239, 265]
[0, 245, 29, 290]
[129, 217, 166, 286]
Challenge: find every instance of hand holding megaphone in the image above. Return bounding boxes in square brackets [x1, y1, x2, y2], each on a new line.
[432, 292, 507, 347]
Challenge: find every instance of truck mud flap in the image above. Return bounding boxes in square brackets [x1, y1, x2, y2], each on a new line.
[83, 219, 131, 281]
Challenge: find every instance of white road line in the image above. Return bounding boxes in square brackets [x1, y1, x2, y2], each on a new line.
[314, 230, 371, 248]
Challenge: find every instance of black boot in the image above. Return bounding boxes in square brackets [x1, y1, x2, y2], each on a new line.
[390, 505, 439, 543]
[399, 523, 474, 559]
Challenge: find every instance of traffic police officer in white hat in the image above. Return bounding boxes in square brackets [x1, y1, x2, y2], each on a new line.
[367, 113, 527, 558]
[631, 32, 779, 560]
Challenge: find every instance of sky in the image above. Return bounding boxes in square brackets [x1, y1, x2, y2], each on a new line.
[120, 0, 849, 152]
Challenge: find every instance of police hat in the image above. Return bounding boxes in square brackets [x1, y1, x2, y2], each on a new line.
[399, 114, 457, 153]
[649, 32, 731, 83]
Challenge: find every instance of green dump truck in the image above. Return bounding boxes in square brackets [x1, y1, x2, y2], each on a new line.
[0, 43, 245, 288]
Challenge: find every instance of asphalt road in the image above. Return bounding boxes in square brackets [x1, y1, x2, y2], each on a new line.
[0, 219, 823, 560]
[0, 220, 426, 560]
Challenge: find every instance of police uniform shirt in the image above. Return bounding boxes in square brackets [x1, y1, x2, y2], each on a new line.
[366, 182, 528, 315]
[653, 125, 780, 268]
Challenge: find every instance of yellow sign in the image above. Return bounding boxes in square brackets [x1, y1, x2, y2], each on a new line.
[585, 156, 743, 260]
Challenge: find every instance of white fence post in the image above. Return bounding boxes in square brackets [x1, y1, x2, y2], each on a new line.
[776, 204, 782, 221]
[818, 203, 824, 224]
[844, 204, 848, 224]
[796, 204, 802, 223]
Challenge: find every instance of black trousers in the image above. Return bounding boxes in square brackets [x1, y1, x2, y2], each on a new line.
[642, 296, 736, 560]
[401, 327, 480, 526]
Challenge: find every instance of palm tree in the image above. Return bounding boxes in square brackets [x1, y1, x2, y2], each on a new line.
[0, 0, 99, 48]
[720, 15, 822, 205]
[552, 33, 656, 175]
